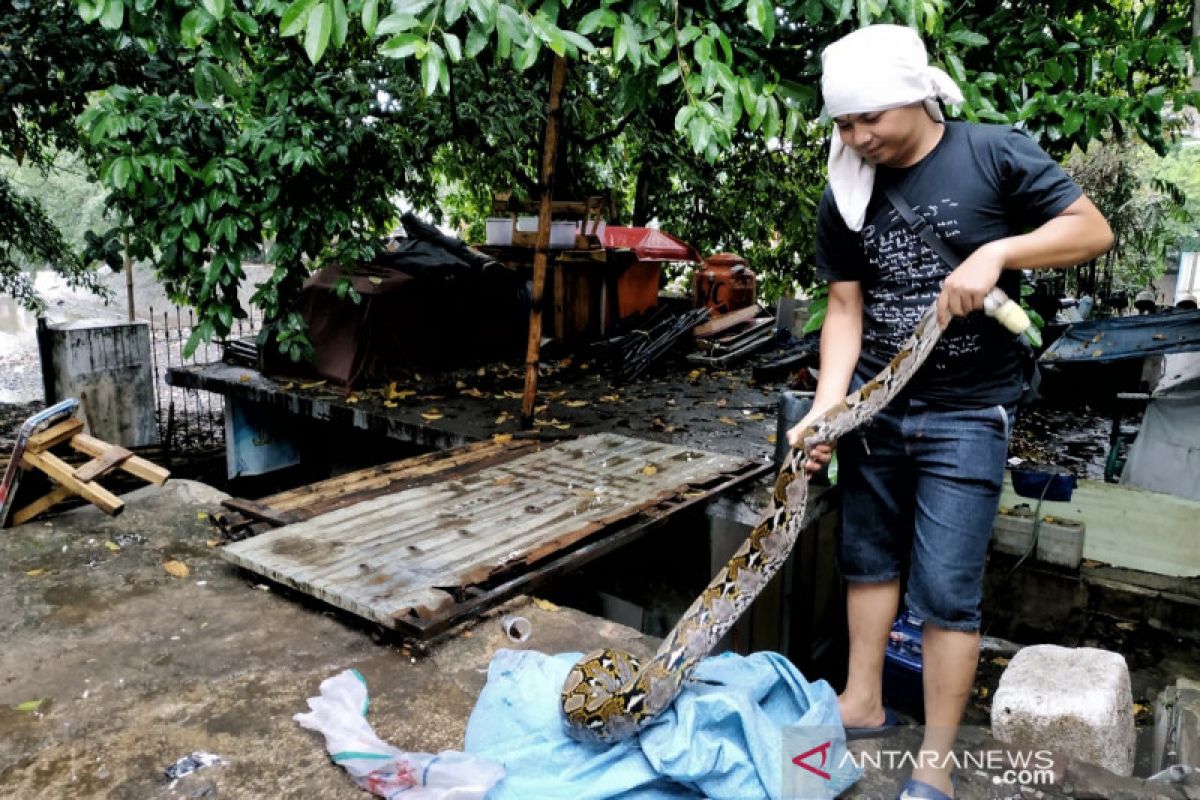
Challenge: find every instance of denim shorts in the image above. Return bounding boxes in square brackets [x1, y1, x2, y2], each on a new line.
[836, 396, 1012, 632]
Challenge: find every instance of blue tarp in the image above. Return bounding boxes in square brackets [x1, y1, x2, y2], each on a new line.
[464, 648, 861, 800]
[1041, 309, 1200, 364]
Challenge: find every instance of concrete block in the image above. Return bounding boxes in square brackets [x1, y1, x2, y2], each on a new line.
[992, 644, 1136, 776]
[41, 318, 157, 447]
[993, 507, 1085, 568]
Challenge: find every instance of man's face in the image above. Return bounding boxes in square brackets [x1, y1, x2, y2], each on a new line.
[834, 104, 927, 167]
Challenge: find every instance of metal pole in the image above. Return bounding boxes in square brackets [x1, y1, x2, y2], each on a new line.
[520, 55, 568, 430]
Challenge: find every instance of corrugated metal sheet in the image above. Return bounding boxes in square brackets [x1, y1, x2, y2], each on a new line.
[222, 433, 754, 633]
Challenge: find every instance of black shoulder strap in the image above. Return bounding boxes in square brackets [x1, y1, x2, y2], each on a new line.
[884, 186, 962, 269]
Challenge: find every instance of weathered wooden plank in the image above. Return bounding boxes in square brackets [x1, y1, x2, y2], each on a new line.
[1000, 476, 1200, 577]
[72, 446, 133, 483]
[223, 433, 754, 631]
[24, 419, 85, 454]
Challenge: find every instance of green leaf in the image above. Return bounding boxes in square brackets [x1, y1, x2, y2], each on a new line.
[99, 0, 124, 30]
[231, 11, 260, 35]
[678, 24, 701, 46]
[1044, 59, 1061, 83]
[201, 0, 227, 21]
[836, 0, 852, 23]
[444, 0, 467, 24]
[943, 52, 966, 83]
[14, 699, 45, 713]
[193, 62, 216, 101]
[747, 0, 773, 42]
[658, 64, 681, 85]
[79, 0, 104, 24]
[331, 0, 348, 46]
[946, 28, 987, 48]
[466, 25, 489, 57]
[559, 30, 595, 53]
[442, 31, 463, 61]
[380, 32, 422, 57]
[577, 8, 617, 35]
[305, 2, 332, 63]
[422, 44, 443, 95]
[1060, 108, 1084, 135]
[1134, 6, 1154, 37]
[393, 0, 435, 16]
[438, 50, 450, 92]
[857, 0, 871, 26]
[217, 304, 233, 330]
[362, 0, 379, 35]
[181, 8, 216, 45]
[184, 230, 201, 252]
[281, 0, 320, 37]
[674, 104, 696, 133]
[376, 14, 421, 35]
[112, 157, 132, 189]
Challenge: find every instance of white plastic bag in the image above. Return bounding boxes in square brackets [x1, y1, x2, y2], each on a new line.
[295, 669, 505, 800]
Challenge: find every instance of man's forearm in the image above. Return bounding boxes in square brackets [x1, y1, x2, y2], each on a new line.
[812, 302, 862, 411]
[996, 196, 1114, 271]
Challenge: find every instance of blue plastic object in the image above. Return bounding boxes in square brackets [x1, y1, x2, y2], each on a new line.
[882, 610, 925, 722]
[1010, 467, 1077, 502]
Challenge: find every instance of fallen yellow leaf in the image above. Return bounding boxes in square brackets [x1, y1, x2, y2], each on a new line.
[493, 475, 516, 485]
[641, 465, 658, 476]
[715, 399, 727, 407]
[164, 560, 190, 579]
[24, 568, 46, 577]
[238, 374, 250, 383]
[477, 367, 487, 376]
[564, 400, 589, 408]
[991, 656, 1010, 666]
[300, 380, 327, 389]
[503, 390, 523, 399]
[717, 416, 738, 426]
[420, 410, 444, 421]
[14, 699, 44, 713]
[455, 381, 467, 389]
[384, 400, 398, 408]
[346, 394, 359, 404]
[532, 597, 559, 611]
[493, 433, 513, 443]
[196, 511, 209, 520]
[280, 382, 294, 390]
[104, 541, 120, 552]
[745, 412, 765, 421]
[767, 434, 777, 444]
[206, 539, 220, 548]
[461, 387, 486, 398]
[599, 394, 620, 403]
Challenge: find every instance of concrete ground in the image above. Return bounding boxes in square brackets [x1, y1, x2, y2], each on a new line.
[3, 481, 1197, 800]
[0, 480, 656, 799]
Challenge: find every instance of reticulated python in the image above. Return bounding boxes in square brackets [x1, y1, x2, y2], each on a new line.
[561, 288, 1031, 743]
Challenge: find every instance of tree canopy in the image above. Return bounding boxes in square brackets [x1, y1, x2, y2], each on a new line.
[3, 0, 1197, 358]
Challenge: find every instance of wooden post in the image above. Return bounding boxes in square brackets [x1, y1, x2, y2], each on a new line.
[520, 55, 568, 429]
[124, 233, 135, 322]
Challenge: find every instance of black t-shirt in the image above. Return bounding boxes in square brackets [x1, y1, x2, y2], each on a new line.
[815, 121, 1082, 408]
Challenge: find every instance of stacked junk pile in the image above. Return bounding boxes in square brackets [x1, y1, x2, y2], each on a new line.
[226, 213, 818, 388]
[598, 248, 819, 385]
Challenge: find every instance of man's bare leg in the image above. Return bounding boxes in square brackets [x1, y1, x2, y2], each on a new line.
[909, 625, 980, 797]
[837, 579, 901, 728]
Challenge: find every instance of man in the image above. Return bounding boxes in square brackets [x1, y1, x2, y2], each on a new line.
[787, 24, 1113, 800]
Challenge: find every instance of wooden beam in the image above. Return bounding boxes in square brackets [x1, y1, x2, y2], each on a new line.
[19, 450, 124, 516]
[24, 419, 84, 454]
[10, 486, 73, 527]
[521, 54, 568, 430]
[69, 433, 170, 486]
[693, 304, 763, 338]
[73, 446, 133, 484]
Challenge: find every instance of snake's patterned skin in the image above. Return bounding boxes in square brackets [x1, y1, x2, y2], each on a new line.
[560, 288, 1029, 743]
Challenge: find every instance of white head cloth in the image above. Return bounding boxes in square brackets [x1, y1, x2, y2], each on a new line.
[820, 25, 964, 231]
